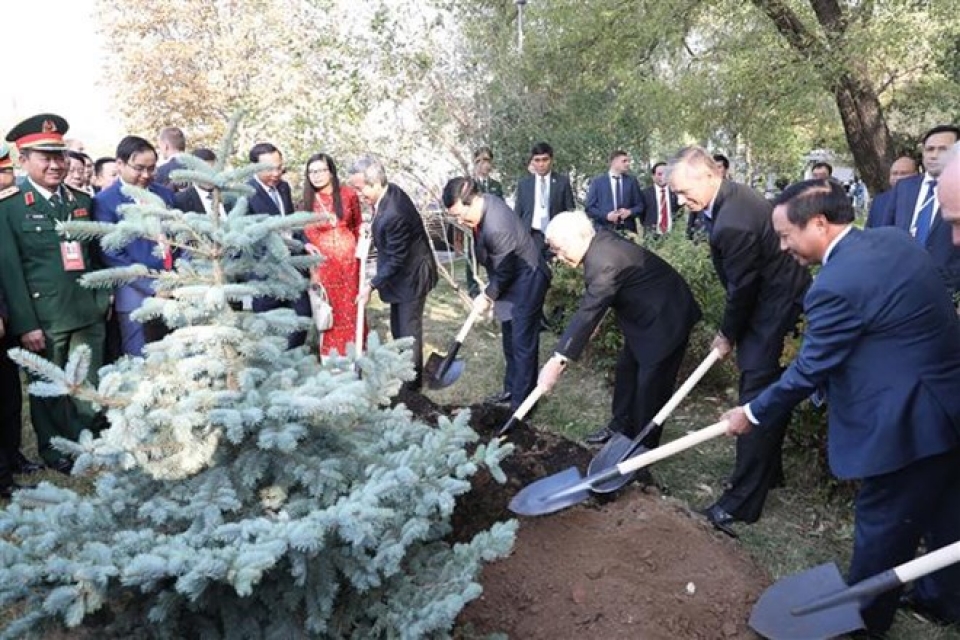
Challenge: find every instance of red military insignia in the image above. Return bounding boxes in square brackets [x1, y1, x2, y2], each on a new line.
[42, 119, 57, 133]
[74, 208, 89, 218]
[24, 191, 35, 206]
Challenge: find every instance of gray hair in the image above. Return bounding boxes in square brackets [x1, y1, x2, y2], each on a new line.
[667, 145, 720, 179]
[349, 155, 388, 187]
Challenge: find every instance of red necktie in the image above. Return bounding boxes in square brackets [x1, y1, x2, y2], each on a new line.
[658, 187, 669, 234]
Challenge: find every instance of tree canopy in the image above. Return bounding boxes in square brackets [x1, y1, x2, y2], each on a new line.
[97, 0, 960, 194]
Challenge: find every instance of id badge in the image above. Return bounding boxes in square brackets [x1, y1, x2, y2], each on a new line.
[60, 241, 86, 271]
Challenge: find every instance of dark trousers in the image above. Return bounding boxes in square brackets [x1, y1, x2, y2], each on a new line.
[609, 338, 689, 448]
[716, 366, 789, 522]
[500, 269, 550, 411]
[31, 322, 105, 465]
[253, 291, 311, 349]
[850, 447, 960, 633]
[390, 295, 428, 391]
[0, 332, 23, 486]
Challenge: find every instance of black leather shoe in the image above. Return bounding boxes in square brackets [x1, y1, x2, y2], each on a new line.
[13, 453, 43, 475]
[0, 482, 37, 499]
[899, 592, 958, 626]
[584, 427, 613, 445]
[700, 503, 740, 538]
[47, 458, 73, 475]
[483, 391, 512, 405]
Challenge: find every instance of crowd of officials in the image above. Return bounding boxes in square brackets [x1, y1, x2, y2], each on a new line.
[1, 111, 960, 636]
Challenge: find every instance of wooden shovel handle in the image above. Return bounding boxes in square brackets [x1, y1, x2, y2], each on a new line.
[616, 420, 729, 475]
[456, 306, 483, 343]
[651, 348, 721, 426]
[513, 386, 544, 421]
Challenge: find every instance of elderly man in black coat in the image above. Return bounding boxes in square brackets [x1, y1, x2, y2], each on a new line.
[537, 211, 702, 450]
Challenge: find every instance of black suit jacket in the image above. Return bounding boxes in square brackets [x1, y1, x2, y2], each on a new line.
[865, 189, 893, 228]
[555, 230, 702, 367]
[641, 185, 681, 232]
[246, 178, 295, 216]
[708, 180, 810, 370]
[0, 279, 7, 319]
[174, 186, 206, 214]
[475, 195, 550, 302]
[371, 183, 438, 303]
[514, 172, 576, 230]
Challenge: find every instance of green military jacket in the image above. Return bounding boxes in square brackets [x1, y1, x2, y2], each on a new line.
[0, 180, 109, 336]
[476, 176, 504, 198]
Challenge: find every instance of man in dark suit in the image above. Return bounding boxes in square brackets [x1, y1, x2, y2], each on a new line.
[93, 136, 176, 357]
[154, 126, 187, 192]
[353, 157, 438, 391]
[642, 162, 681, 236]
[463, 147, 505, 297]
[513, 141, 576, 255]
[669, 146, 810, 534]
[584, 150, 645, 233]
[245, 142, 310, 348]
[442, 177, 550, 410]
[174, 148, 228, 217]
[724, 179, 960, 635]
[882, 125, 960, 295]
[537, 211, 702, 448]
[865, 155, 918, 228]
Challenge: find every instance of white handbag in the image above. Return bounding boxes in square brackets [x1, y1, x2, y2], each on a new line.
[308, 283, 334, 332]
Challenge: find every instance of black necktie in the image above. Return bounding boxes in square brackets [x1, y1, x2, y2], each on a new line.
[613, 176, 622, 210]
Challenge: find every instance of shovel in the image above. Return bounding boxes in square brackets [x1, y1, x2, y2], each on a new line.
[587, 348, 721, 494]
[425, 307, 482, 390]
[749, 539, 960, 640]
[497, 386, 545, 437]
[509, 419, 729, 516]
[354, 224, 372, 358]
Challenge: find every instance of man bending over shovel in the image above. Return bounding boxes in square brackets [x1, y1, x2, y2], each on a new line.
[442, 177, 550, 412]
[537, 211, 701, 456]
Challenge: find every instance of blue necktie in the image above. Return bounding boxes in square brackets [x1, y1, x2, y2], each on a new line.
[914, 179, 937, 246]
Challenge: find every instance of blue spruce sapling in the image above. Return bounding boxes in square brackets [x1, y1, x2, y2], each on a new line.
[0, 118, 516, 639]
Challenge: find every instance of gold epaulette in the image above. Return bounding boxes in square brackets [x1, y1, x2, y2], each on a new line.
[0, 185, 19, 201]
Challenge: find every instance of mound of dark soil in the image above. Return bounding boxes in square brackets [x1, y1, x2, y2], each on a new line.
[398, 390, 769, 639]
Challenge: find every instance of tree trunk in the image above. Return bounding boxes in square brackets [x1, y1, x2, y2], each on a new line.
[751, 0, 894, 194]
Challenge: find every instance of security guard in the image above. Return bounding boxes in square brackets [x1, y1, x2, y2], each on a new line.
[0, 114, 110, 473]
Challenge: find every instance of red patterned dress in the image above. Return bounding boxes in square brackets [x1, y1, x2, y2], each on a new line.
[304, 186, 365, 356]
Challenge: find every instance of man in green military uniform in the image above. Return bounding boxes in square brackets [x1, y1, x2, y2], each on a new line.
[0, 114, 110, 473]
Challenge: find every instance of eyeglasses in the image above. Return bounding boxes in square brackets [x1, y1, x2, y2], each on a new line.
[308, 168, 331, 176]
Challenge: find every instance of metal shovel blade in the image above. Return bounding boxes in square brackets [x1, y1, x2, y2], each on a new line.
[425, 356, 464, 390]
[586, 434, 648, 494]
[508, 467, 587, 516]
[749, 562, 864, 640]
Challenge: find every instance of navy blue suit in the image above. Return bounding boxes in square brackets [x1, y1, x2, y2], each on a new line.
[555, 230, 702, 445]
[584, 172, 644, 233]
[885, 174, 960, 294]
[474, 195, 550, 409]
[751, 227, 960, 632]
[514, 172, 576, 256]
[245, 178, 311, 348]
[92, 179, 176, 355]
[865, 189, 893, 228]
